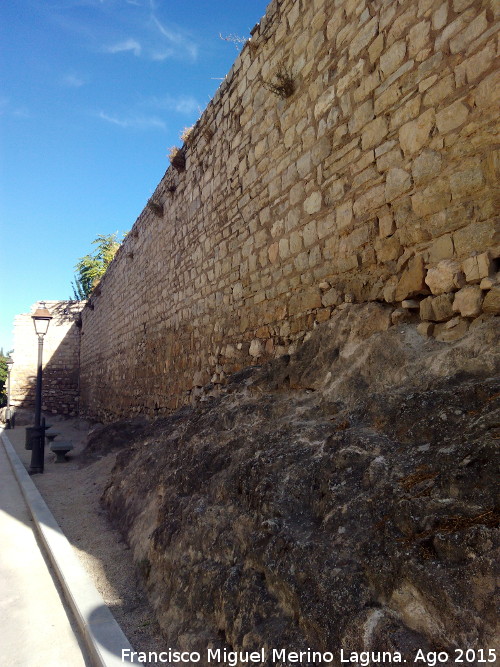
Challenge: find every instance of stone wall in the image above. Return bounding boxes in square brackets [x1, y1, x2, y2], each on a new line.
[79, 0, 500, 422]
[11, 301, 84, 417]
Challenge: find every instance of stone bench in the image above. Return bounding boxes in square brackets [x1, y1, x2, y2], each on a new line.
[50, 441, 74, 463]
[45, 430, 61, 446]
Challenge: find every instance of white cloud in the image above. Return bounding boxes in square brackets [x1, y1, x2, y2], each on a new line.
[105, 38, 142, 56]
[150, 16, 198, 62]
[97, 111, 166, 130]
[62, 74, 85, 87]
[145, 94, 200, 116]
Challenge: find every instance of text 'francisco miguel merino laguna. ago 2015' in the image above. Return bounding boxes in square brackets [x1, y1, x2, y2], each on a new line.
[121, 647, 498, 665]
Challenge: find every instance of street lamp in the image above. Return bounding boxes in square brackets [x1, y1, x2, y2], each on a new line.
[29, 302, 53, 474]
[5, 356, 13, 429]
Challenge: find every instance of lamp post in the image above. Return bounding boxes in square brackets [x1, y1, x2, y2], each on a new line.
[5, 356, 13, 429]
[29, 302, 53, 474]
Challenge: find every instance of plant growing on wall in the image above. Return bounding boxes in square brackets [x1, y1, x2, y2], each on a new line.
[168, 146, 186, 172]
[263, 60, 295, 98]
[71, 232, 125, 300]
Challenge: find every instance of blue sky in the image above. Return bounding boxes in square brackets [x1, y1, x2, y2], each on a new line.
[0, 0, 269, 353]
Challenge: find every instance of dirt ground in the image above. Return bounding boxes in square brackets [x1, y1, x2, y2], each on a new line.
[5, 413, 165, 666]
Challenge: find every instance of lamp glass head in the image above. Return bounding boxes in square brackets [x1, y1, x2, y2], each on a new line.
[32, 302, 53, 336]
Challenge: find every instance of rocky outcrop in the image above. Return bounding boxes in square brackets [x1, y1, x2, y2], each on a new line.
[97, 305, 499, 664]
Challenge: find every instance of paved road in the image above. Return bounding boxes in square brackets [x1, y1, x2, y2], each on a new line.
[0, 438, 90, 666]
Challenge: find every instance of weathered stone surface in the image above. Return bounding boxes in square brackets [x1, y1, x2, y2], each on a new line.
[412, 150, 441, 186]
[464, 254, 494, 291]
[289, 288, 322, 315]
[99, 308, 500, 662]
[361, 116, 388, 150]
[399, 109, 435, 155]
[380, 40, 406, 77]
[482, 287, 500, 314]
[452, 286, 483, 318]
[391, 307, 412, 324]
[417, 321, 434, 336]
[425, 260, 465, 295]
[453, 221, 497, 256]
[402, 299, 419, 309]
[321, 287, 342, 308]
[304, 191, 322, 214]
[395, 255, 427, 301]
[427, 235, 454, 264]
[450, 166, 484, 200]
[411, 181, 451, 217]
[435, 100, 469, 134]
[420, 293, 454, 322]
[433, 316, 469, 342]
[385, 167, 412, 201]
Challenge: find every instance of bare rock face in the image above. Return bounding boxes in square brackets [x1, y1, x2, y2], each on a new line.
[97, 305, 499, 664]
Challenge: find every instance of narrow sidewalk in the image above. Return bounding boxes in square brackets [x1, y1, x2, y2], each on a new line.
[0, 434, 90, 666]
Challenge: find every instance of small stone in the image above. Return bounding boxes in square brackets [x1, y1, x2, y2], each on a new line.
[431, 294, 455, 321]
[482, 287, 500, 314]
[322, 288, 342, 307]
[402, 299, 420, 309]
[304, 192, 322, 214]
[412, 150, 441, 186]
[435, 100, 469, 134]
[378, 206, 395, 238]
[249, 339, 263, 358]
[391, 308, 412, 325]
[480, 277, 496, 290]
[427, 235, 454, 264]
[420, 296, 435, 321]
[433, 317, 469, 342]
[477, 252, 493, 279]
[395, 255, 427, 301]
[344, 293, 355, 303]
[319, 281, 330, 291]
[383, 278, 398, 303]
[425, 259, 465, 295]
[420, 294, 454, 322]
[462, 252, 492, 284]
[316, 307, 331, 323]
[399, 109, 435, 155]
[417, 321, 434, 337]
[452, 286, 483, 318]
[385, 167, 412, 201]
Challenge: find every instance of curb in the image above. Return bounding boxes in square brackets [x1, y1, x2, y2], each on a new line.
[1, 430, 139, 667]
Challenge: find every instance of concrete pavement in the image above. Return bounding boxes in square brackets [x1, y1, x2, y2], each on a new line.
[0, 433, 90, 666]
[0, 427, 140, 666]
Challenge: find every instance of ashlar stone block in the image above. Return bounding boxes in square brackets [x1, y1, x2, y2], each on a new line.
[399, 109, 435, 155]
[452, 286, 483, 317]
[425, 259, 465, 295]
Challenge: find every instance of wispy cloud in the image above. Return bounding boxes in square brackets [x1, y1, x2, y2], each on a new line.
[150, 16, 198, 62]
[105, 38, 142, 56]
[0, 97, 31, 119]
[97, 111, 166, 130]
[62, 74, 85, 87]
[145, 94, 200, 116]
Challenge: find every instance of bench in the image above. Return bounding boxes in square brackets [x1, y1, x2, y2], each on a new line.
[50, 441, 74, 463]
[45, 430, 60, 446]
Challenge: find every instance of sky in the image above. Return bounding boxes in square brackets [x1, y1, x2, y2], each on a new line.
[0, 0, 270, 353]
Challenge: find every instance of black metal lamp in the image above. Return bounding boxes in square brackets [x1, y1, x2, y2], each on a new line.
[29, 302, 53, 474]
[5, 356, 13, 429]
